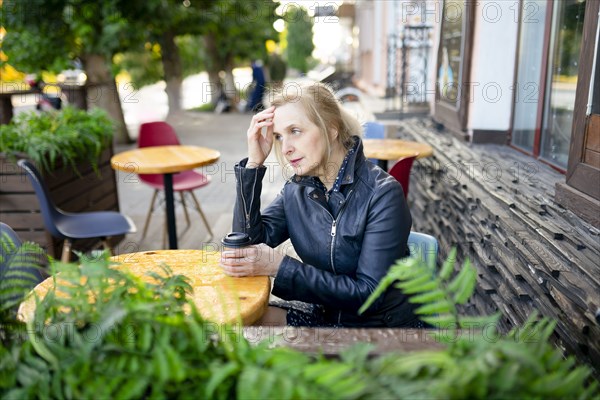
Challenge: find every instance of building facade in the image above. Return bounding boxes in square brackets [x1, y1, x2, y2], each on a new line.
[352, 0, 599, 373]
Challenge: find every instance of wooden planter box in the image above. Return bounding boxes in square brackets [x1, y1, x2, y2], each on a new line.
[0, 147, 122, 258]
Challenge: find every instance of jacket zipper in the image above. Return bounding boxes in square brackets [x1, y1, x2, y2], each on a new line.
[330, 189, 353, 327]
[239, 170, 251, 230]
[327, 189, 353, 275]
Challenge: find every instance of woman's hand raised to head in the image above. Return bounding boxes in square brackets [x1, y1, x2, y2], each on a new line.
[246, 106, 275, 168]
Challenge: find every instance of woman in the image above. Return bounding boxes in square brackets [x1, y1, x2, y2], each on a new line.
[221, 83, 417, 327]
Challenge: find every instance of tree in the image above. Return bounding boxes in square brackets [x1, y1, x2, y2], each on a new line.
[116, 1, 278, 112]
[1, 0, 142, 144]
[115, 0, 211, 115]
[284, 5, 314, 74]
[116, 36, 207, 91]
[201, 0, 279, 106]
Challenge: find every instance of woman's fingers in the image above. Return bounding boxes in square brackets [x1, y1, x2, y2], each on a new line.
[220, 246, 263, 276]
[249, 107, 275, 131]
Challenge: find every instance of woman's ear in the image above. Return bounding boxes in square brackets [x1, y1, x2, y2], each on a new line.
[329, 128, 339, 141]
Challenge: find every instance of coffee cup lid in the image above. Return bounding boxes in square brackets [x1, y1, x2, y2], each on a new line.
[221, 232, 251, 248]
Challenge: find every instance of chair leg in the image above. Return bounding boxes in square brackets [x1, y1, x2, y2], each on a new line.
[61, 239, 72, 263]
[189, 191, 213, 240]
[142, 190, 159, 239]
[180, 192, 191, 228]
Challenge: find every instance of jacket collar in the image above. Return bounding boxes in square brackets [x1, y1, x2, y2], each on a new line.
[291, 136, 364, 189]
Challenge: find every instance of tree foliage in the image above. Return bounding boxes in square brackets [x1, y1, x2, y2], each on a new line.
[284, 5, 315, 73]
[1, 0, 141, 143]
[1, 0, 141, 73]
[200, 0, 279, 104]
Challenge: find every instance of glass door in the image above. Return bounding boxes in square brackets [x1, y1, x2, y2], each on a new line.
[541, 0, 587, 169]
[511, 0, 587, 170]
[511, 0, 549, 152]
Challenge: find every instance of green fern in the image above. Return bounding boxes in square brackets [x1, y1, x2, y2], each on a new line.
[1, 247, 597, 399]
[0, 233, 47, 313]
[358, 249, 598, 398]
[360, 247, 500, 333]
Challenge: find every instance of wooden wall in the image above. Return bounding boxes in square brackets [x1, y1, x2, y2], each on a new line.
[0, 147, 122, 258]
[396, 118, 600, 375]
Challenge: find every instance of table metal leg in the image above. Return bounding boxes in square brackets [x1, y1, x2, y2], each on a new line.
[163, 173, 178, 249]
[377, 159, 388, 171]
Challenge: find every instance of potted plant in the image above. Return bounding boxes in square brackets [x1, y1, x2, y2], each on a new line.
[0, 107, 120, 257]
[0, 240, 597, 399]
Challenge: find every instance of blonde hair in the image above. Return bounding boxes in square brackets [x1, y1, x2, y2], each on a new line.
[266, 82, 363, 169]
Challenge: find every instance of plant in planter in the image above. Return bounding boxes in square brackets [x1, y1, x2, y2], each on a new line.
[0, 244, 597, 399]
[0, 107, 121, 257]
[0, 106, 113, 174]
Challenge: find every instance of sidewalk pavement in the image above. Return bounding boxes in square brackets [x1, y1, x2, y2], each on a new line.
[112, 87, 387, 254]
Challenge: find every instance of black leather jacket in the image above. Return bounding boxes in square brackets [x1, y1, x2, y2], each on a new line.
[233, 137, 417, 327]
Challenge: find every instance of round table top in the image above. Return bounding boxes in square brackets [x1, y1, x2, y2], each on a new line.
[362, 139, 433, 161]
[111, 145, 220, 174]
[19, 250, 271, 326]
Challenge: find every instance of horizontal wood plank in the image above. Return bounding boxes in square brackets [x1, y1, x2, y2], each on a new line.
[584, 149, 600, 169]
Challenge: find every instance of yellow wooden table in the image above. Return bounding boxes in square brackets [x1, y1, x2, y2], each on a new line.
[19, 250, 271, 325]
[363, 139, 433, 170]
[111, 145, 220, 249]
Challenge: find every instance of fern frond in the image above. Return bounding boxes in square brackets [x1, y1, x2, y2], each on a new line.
[448, 259, 477, 305]
[0, 241, 47, 313]
[360, 247, 499, 334]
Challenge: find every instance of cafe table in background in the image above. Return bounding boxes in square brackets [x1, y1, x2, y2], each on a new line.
[111, 145, 220, 250]
[19, 250, 271, 326]
[362, 138, 434, 170]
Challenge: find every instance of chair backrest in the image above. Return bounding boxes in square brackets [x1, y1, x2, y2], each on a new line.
[363, 121, 385, 139]
[388, 154, 418, 198]
[408, 231, 438, 268]
[17, 159, 63, 238]
[138, 121, 181, 148]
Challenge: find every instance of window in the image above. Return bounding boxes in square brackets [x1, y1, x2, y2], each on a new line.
[511, 0, 587, 170]
[437, 0, 464, 106]
[554, 0, 599, 226]
[434, 0, 475, 133]
[541, 0, 587, 168]
[511, 0, 549, 152]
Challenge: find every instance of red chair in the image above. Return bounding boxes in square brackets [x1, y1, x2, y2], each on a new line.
[138, 122, 213, 241]
[388, 154, 418, 199]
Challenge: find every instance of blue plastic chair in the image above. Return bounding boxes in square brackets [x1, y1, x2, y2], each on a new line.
[408, 231, 439, 269]
[363, 121, 385, 139]
[17, 159, 136, 262]
[363, 121, 385, 165]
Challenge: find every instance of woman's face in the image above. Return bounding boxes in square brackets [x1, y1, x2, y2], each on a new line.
[272, 102, 328, 177]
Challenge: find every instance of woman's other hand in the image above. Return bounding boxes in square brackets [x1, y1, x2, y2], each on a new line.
[220, 243, 283, 277]
[247, 106, 275, 168]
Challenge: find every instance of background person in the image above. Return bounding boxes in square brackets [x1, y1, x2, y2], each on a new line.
[245, 60, 266, 112]
[221, 83, 418, 328]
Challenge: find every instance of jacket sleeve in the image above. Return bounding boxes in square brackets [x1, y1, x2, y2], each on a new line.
[233, 158, 289, 247]
[272, 180, 412, 313]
